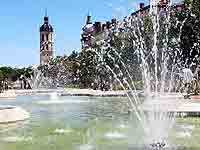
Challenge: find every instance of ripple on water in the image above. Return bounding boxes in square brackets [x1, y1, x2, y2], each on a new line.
[176, 132, 192, 138]
[36, 100, 90, 105]
[118, 124, 127, 129]
[179, 124, 194, 131]
[176, 124, 194, 138]
[2, 136, 33, 143]
[104, 132, 127, 139]
[0, 121, 29, 133]
[79, 144, 94, 150]
[53, 128, 73, 134]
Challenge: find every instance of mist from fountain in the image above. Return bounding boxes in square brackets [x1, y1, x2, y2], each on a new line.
[85, 0, 192, 148]
[30, 63, 72, 89]
[30, 65, 53, 89]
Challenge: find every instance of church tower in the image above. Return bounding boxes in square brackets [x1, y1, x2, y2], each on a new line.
[40, 13, 54, 65]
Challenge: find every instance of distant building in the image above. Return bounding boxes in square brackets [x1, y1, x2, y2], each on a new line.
[40, 14, 54, 65]
[81, 14, 95, 49]
[81, 13, 117, 49]
[81, 0, 185, 49]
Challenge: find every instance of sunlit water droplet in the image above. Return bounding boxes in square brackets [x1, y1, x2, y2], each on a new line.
[104, 132, 127, 139]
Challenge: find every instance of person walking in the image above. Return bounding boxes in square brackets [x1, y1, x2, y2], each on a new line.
[182, 68, 194, 99]
[0, 80, 3, 93]
[193, 66, 200, 95]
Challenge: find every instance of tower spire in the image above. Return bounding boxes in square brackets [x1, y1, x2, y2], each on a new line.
[86, 11, 92, 24]
[87, 11, 91, 17]
[45, 8, 48, 17]
[44, 8, 49, 24]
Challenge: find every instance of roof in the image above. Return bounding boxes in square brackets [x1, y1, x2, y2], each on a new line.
[40, 16, 53, 32]
[131, 5, 150, 16]
[40, 24, 53, 32]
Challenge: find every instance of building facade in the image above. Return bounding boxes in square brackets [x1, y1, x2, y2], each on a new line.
[81, 0, 185, 50]
[40, 15, 54, 65]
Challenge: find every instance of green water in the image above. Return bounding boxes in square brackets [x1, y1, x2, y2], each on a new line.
[0, 95, 200, 150]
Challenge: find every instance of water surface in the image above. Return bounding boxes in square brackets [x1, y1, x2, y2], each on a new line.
[0, 95, 199, 150]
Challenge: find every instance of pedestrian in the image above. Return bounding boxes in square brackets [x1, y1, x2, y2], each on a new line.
[193, 66, 200, 95]
[181, 68, 194, 99]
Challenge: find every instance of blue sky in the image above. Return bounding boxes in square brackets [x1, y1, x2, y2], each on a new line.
[0, 0, 180, 67]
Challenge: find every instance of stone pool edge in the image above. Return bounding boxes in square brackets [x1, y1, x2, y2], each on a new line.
[0, 106, 30, 124]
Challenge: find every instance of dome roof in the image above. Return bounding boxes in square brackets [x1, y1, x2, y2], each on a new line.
[83, 24, 94, 33]
[40, 23, 53, 32]
[40, 16, 53, 32]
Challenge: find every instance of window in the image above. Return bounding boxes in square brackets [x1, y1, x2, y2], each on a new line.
[46, 34, 49, 41]
[46, 45, 48, 50]
[41, 34, 44, 41]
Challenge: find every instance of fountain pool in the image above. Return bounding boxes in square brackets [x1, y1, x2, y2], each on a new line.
[0, 95, 200, 150]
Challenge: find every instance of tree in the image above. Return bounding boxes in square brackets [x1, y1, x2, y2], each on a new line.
[79, 49, 98, 88]
[185, 0, 200, 16]
[0, 70, 4, 81]
[178, 0, 200, 66]
[68, 50, 78, 61]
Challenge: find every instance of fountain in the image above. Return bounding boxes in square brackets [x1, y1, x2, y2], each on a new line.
[0, 0, 199, 149]
[18, 0, 197, 148]
[81, 0, 198, 148]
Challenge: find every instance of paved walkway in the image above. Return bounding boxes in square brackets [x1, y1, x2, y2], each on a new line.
[14, 89, 132, 97]
[0, 90, 16, 98]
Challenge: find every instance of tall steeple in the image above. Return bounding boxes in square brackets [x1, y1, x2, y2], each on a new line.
[44, 9, 49, 24]
[39, 11, 54, 65]
[86, 12, 92, 24]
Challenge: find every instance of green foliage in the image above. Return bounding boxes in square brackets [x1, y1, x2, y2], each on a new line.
[0, 66, 33, 81]
[50, 56, 63, 65]
[68, 50, 78, 61]
[185, 0, 200, 16]
[177, 0, 200, 65]
[0, 70, 4, 80]
[64, 50, 80, 85]
[79, 49, 98, 88]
